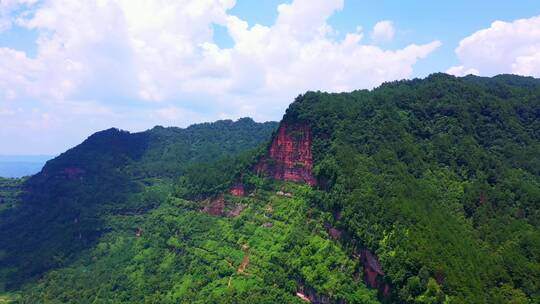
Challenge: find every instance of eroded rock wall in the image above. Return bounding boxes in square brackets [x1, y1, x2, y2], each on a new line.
[255, 122, 316, 186]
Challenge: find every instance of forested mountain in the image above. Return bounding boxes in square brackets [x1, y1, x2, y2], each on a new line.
[0, 118, 278, 292]
[0, 74, 539, 304]
[277, 73, 540, 303]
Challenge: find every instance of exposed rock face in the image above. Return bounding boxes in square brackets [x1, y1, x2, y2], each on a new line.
[328, 227, 342, 240]
[296, 291, 311, 302]
[296, 282, 348, 304]
[229, 182, 245, 197]
[296, 283, 332, 304]
[324, 222, 342, 240]
[360, 249, 391, 297]
[202, 197, 225, 216]
[227, 204, 247, 217]
[361, 249, 384, 288]
[202, 197, 246, 218]
[276, 190, 293, 198]
[255, 122, 316, 186]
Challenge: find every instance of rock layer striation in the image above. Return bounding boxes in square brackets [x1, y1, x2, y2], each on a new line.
[255, 122, 316, 186]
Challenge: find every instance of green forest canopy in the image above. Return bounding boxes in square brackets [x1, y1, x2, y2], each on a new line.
[0, 74, 539, 304]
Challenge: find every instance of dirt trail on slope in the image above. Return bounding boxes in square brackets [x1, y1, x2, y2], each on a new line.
[237, 254, 250, 273]
[237, 244, 250, 274]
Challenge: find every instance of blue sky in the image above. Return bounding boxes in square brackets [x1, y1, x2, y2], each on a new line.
[225, 0, 540, 77]
[0, 0, 539, 154]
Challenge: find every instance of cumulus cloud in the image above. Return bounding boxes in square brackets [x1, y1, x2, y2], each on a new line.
[445, 65, 479, 77]
[0, 0, 441, 154]
[448, 15, 540, 77]
[370, 20, 395, 43]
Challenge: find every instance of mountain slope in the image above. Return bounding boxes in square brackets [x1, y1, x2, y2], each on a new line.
[2, 74, 540, 304]
[263, 73, 539, 303]
[0, 178, 23, 213]
[21, 182, 381, 303]
[0, 118, 277, 290]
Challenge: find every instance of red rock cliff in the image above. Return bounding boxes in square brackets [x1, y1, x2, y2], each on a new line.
[360, 249, 391, 298]
[229, 182, 245, 197]
[255, 122, 316, 186]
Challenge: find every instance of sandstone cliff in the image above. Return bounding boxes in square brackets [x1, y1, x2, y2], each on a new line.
[255, 122, 316, 186]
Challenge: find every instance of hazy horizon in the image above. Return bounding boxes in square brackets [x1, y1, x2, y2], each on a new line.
[0, 155, 54, 178]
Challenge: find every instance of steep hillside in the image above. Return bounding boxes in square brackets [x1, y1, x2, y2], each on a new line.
[20, 181, 381, 303]
[255, 73, 539, 303]
[2, 74, 539, 304]
[0, 178, 23, 213]
[0, 118, 277, 290]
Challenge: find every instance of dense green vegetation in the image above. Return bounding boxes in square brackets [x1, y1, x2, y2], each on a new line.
[19, 181, 379, 303]
[288, 73, 540, 303]
[0, 178, 23, 213]
[0, 74, 539, 303]
[0, 118, 277, 291]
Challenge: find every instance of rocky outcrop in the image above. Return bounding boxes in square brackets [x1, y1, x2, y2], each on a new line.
[255, 122, 316, 186]
[296, 283, 332, 304]
[328, 227, 342, 240]
[360, 249, 391, 297]
[361, 250, 384, 288]
[202, 197, 246, 218]
[276, 190, 293, 198]
[227, 204, 247, 217]
[202, 197, 225, 216]
[229, 182, 245, 197]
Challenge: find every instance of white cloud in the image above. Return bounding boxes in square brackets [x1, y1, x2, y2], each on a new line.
[0, 0, 441, 154]
[0, 0, 38, 31]
[449, 15, 540, 77]
[512, 52, 540, 76]
[446, 65, 479, 77]
[153, 106, 208, 126]
[370, 20, 395, 43]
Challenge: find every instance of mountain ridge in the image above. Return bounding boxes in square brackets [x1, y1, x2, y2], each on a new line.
[0, 117, 278, 291]
[1, 73, 539, 303]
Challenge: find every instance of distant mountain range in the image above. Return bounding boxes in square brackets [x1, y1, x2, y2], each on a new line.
[0, 155, 55, 178]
